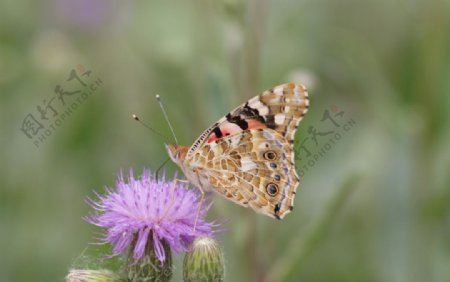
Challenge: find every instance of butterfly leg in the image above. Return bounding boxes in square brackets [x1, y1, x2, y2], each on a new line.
[192, 171, 208, 232]
[160, 178, 189, 218]
[193, 184, 205, 232]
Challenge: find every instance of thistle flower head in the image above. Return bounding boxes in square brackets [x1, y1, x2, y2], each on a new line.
[85, 168, 215, 264]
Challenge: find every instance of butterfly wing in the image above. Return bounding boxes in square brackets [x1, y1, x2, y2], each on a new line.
[188, 128, 298, 219]
[182, 83, 309, 219]
[186, 83, 309, 158]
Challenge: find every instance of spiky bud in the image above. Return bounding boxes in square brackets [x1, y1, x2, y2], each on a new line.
[126, 235, 173, 282]
[183, 237, 225, 282]
[66, 269, 122, 282]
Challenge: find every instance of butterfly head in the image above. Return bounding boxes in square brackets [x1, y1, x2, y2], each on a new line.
[166, 144, 189, 164]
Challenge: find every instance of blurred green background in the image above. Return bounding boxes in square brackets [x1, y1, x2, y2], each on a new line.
[1, 0, 449, 281]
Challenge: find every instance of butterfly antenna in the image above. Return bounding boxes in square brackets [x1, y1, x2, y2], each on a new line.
[156, 94, 179, 144]
[132, 114, 170, 141]
[155, 157, 171, 181]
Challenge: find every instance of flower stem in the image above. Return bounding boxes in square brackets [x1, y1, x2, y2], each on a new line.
[264, 173, 361, 282]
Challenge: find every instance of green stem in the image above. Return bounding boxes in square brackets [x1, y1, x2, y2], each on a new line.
[264, 173, 362, 282]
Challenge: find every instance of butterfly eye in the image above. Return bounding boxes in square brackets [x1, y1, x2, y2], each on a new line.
[266, 183, 279, 196]
[263, 150, 277, 160]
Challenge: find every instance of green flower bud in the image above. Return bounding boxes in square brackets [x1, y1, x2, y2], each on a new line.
[126, 235, 173, 282]
[183, 237, 225, 282]
[66, 269, 122, 282]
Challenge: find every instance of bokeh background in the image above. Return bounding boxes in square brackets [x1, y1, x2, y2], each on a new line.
[1, 0, 449, 281]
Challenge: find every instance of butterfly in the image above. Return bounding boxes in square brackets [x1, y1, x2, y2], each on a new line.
[166, 83, 309, 219]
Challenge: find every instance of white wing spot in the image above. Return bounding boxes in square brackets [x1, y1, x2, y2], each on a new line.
[273, 86, 284, 96]
[249, 99, 263, 109]
[249, 98, 269, 115]
[241, 156, 257, 172]
[275, 113, 286, 125]
[258, 106, 269, 115]
[284, 106, 290, 113]
[258, 142, 268, 149]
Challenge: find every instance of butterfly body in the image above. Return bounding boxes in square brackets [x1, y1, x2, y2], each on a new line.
[166, 83, 309, 219]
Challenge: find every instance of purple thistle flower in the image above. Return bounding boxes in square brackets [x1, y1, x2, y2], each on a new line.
[85, 168, 216, 264]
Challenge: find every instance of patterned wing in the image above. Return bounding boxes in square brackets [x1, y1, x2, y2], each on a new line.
[186, 83, 309, 157]
[187, 128, 299, 219]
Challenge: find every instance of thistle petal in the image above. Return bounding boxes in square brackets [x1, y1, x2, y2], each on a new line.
[85, 168, 216, 264]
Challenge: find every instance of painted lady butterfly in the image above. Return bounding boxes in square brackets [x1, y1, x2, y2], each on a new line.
[166, 83, 309, 219]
